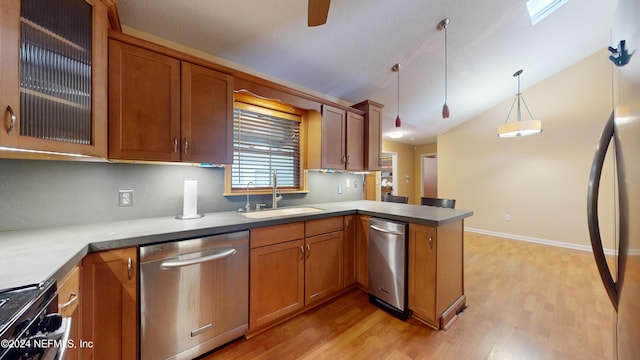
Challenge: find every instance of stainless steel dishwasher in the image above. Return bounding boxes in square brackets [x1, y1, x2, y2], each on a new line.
[140, 231, 249, 360]
[368, 218, 411, 320]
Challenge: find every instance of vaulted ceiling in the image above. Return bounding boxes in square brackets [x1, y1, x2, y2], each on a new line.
[115, 0, 617, 144]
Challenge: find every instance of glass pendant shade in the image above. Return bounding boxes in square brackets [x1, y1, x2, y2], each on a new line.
[395, 115, 401, 127]
[442, 103, 450, 119]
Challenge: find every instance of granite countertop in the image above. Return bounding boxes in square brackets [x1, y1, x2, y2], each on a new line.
[0, 200, 472, 290]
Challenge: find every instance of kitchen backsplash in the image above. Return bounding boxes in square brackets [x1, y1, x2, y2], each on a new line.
[0, 159, 365, 231]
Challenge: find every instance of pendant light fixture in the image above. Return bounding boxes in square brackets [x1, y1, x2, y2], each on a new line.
[392, 63, 401, 128]
[438, 18, 450, 119]
[498, 69, 542, 138]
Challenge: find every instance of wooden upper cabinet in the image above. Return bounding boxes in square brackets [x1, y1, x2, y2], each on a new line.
[346, 111, 364, 171]
[181, 62, 233, 163]
[320, 104, 346, 169]
[0, 0, 108, 157]
[307, 104, 365, 170]
[352, 100, 383, 171]
[109, 40, 181, 161]
[108, 37, 234, 163]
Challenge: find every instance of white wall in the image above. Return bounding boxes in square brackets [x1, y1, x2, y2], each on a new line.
[438, 50, 617, 250]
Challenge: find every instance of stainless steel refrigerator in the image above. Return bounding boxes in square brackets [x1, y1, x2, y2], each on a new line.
[588, 0, 640, 358]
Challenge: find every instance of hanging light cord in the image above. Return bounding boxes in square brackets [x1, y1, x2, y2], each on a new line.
[438, 18, 450, 119]
[397, 66, 400, 118]
[444, 24, 448, 105]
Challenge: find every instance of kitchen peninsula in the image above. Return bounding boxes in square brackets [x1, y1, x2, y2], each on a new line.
[0, 200, 472, 357]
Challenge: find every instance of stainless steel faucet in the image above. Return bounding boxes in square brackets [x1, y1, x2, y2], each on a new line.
[272, 170, 282, 209]
[245, 181, 254, 212]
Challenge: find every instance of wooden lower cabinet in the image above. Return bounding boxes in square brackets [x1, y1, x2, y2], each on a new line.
[343, 215, 357, 287]
[355, 215, 370, 289]
[81, 247, 137, 360]
[305, 230, 343, 305]
[408, 221, 465, 330]
[249, 238, 305, 330]
[249, 217, 346, 333]
[57, 265, 80, 360]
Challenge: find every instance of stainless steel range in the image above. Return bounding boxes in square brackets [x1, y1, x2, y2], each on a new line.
[0, 280, 72, 360]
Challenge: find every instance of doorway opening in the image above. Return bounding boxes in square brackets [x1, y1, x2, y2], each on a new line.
[381, 152, 398, 196]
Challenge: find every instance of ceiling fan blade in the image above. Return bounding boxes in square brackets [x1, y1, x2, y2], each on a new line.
[308, 0, 330, 27]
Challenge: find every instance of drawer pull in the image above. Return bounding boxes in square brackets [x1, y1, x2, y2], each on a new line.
[127, 257, 132, 280]
[59, 292, 78, 310]
[6, 106, 16, 135]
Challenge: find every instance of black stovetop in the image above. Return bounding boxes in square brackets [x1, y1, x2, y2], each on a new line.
[0, 280, 56, 341]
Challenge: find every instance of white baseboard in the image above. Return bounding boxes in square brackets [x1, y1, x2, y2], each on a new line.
[464, 227, 619, 256]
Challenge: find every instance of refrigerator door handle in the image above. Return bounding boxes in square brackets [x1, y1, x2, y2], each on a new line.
[587, 111, 618, 310]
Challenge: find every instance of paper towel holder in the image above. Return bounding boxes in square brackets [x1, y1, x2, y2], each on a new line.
[176, 178, 204, 220]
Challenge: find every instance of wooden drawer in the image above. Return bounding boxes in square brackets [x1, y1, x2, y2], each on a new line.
[305, 216, 344, 237]
[251, 222, 305, 248]
[58, 265, 80, 317]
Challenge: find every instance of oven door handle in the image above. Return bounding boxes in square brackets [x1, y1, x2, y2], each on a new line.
[160, 248, 237, 269]
[54, 317, 72, 360]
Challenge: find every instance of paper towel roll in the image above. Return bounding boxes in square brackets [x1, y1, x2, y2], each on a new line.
[183, 179, 198, 217]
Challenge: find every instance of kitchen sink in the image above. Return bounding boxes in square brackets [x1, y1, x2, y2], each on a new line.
[241, 206, 324, 219]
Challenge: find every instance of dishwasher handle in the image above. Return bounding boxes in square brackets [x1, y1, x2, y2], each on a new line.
[160, 247, 237, 269]
[370, 224, 405, 236]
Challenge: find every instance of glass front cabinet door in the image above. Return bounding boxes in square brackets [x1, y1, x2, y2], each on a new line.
[0, 0, 108, 157]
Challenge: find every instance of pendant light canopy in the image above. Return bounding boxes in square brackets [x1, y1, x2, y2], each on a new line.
[438, 18, 450, 119]
[392, 63, 402, 128]
[498, 69, 542, 138]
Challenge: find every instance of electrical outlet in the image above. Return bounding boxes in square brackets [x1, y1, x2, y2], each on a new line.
[118, 189, 134, 207]
[354, 178, 359, 188]
[346, 179, 351, 188]
[505, 213, 511, 221]
[337, 185, 343, 194]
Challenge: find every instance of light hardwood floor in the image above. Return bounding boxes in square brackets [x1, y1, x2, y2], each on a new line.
[204, 232, 615, 359]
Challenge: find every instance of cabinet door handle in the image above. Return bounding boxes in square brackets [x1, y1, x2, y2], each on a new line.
[342, 155, 347, 164]
[173, 137, 179, 153]
[59, 292, 78, 310]
[6, 106, 16, 135]
[300, 245, 305, 260]
[429, 235, 433, 249]
[346, 155, 351, 165]
[183, 138, 189, 154]
[306, 244, 311, 258]
[127, 257, 132, 280]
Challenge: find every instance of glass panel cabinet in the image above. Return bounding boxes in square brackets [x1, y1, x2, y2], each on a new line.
[0, 0, 108, 157]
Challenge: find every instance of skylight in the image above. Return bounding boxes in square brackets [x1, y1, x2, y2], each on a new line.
[526, 0, 570, 25]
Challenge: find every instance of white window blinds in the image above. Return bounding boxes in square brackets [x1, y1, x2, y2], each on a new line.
[232, 103, 302, 189]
